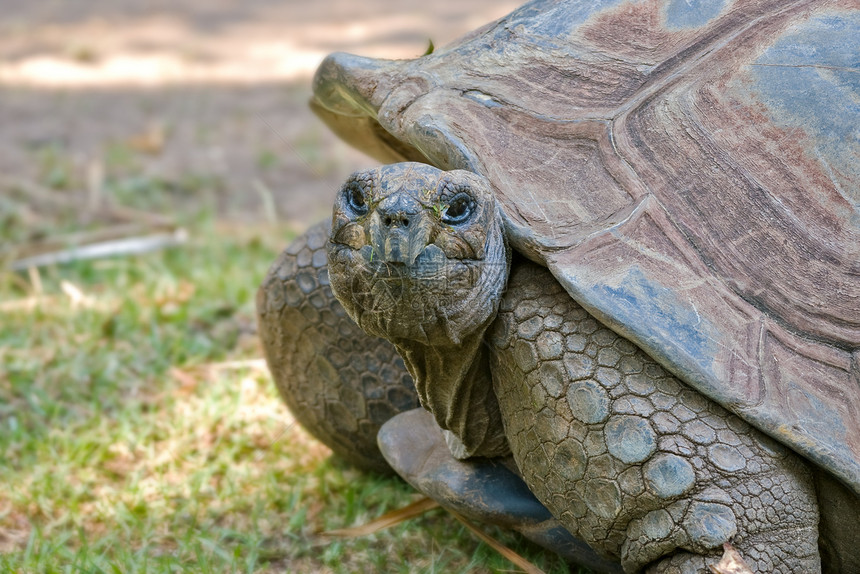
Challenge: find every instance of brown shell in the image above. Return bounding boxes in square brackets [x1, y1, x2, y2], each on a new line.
[311, 0, 860, 493]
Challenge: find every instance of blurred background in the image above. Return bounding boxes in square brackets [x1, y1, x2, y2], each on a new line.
[0, 0, 518, 230]
[0, 1, 581, 573]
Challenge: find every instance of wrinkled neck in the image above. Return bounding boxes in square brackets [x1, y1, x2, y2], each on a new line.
[394, 325, 510, 459]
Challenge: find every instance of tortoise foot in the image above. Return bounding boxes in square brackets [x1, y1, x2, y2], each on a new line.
[378, 408, 623, 573]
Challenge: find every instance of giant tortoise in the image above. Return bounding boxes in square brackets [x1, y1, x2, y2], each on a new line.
[257, 0, 860, 572]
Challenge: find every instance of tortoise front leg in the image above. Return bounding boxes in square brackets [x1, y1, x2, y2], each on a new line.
[256, 220, 419, 473]
[490, 262, 822, 573]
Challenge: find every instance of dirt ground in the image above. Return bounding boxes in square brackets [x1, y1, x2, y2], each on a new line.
[0, 0, 520, 231]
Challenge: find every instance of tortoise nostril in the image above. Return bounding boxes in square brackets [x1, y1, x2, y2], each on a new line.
[378, 193, 419, 229]
[383, 214, 409, 228]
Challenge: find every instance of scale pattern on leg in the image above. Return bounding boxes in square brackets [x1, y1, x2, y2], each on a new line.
[489, 262, 821, 573]
[256, 220, 419, 473]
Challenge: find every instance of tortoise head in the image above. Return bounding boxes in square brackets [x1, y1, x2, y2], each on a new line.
[327, 162, 509, 348]
[327, 162, 512, 458]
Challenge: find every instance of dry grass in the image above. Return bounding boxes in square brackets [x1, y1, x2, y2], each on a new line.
[0, 155, 577, 573]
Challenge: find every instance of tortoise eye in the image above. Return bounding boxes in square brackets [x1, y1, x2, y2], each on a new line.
[343, 182, 368, 215]
[441, 193, 474, 225]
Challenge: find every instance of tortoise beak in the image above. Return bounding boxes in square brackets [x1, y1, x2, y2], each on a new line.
[367, 193, 433, 266]
[311, 53, 429, 164]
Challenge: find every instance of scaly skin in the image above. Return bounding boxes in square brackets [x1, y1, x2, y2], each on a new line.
[256, 221, 419, 473]
[491, 262, 820, 573]
[263, 164, 833, 572]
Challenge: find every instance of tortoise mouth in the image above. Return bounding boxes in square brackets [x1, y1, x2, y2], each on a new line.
[330, 240, 479, 308]
[328, 234, 502, 346]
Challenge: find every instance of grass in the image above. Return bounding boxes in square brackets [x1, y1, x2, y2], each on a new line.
[0, 163, 578, 572]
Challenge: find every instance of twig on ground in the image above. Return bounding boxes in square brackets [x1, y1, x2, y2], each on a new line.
[448, 510, 547, 574]
[321, 497, 441, 538]
[10, 223, 173, 260]
[8, 228, 188, 270]
[318, 495, 546, 574]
